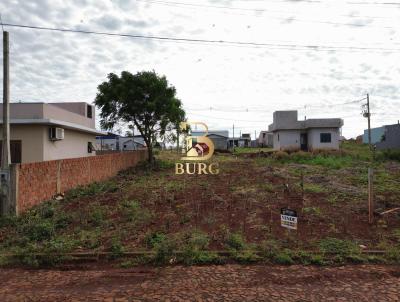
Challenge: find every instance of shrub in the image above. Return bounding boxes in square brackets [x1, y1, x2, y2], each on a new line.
[274, 249, 294, 265]
[260, 239, 281, 259]
[109, 238, 125, 260]
[153, 236, 176, 265]
[377, 149, 400, 162]
[272, 151, 289, 160]
[225, 232, 246, 251]
[120, 200, 152, 225]
[23, 220, 55, 242]
[290, 151, 312, 161]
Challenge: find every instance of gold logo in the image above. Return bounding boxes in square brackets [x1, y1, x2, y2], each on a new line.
[180, 122, 215, 161]
[175, 121, 219, 175]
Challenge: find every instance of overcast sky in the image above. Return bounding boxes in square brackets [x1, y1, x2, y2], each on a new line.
[1, 0, 399, 138]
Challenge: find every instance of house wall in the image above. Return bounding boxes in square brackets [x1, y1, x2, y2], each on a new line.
[43, 127, 96, 161]
[0, 103, 96, 129]
[208, 136, 228, 150]
[15, 150, 148, 213]
[376, 124, 400, 150]
[308, 128, 340, 150]
[273, 130, 300, 151]
[362, 126, 385, 144]
[0, 124, 45, 163]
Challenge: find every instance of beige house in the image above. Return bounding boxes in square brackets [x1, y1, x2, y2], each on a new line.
[268, 111, 343, 151]
[0, 102, 104, 164]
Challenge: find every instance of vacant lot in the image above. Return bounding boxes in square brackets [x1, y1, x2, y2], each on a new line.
[0, 142, 399, 266]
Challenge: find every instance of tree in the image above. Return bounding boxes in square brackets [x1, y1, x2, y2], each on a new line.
[95, 71, 185, 163]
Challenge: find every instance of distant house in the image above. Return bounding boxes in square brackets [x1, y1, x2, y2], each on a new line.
[362, 123, 400, 150]
[362, 126, 386, 144]
[0, 102, 104, 164]
[258, 131, 273, 148]
[228, 134, 252, 148]
[191, 130, 229, 150]
[96, 134, 146, 151]
[375, 123, 400, 150]
[268, 110, 343, 151]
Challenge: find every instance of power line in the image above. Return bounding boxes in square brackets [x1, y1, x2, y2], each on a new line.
[3, 23, 400, 52]
[138, 0, 400, 21]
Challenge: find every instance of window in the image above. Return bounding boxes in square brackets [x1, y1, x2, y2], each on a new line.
[277, 134, 280, 141]
[87, 105, 93, 118]
[88, 142, 94, 153]
[262, 133, 266, 138]
[320, 133, 331, 143]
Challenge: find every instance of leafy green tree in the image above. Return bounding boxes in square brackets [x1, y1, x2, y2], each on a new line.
[95, 71, 185, 163]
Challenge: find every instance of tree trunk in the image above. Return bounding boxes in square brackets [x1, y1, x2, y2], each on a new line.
[147, 144, 154, 164]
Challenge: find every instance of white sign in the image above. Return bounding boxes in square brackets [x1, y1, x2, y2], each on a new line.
[281, 208, 298, 230]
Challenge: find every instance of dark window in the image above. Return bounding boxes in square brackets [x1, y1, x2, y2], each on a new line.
[262, 133, 266, 138]
[320, 133, 332, 143]
[0, 140, 22, 164]
[88, 142, 94, 153]
[87, 105, 93, 118]
[278, 134, 280, 141]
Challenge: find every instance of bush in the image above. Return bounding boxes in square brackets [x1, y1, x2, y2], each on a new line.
[260, 239, 281, 259]
[120, 200, 152, 225]
[377, 149, 400, 162]
[109, 238, 126, 260]
[274, 249, 294, 265]
[23, 220, 55, 241]
[272, 151, 289, 160]
[233, 250, 261, 264]
[225, 232, 246, 251]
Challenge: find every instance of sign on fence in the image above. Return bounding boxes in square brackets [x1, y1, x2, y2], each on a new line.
[281, 208, 298, 230]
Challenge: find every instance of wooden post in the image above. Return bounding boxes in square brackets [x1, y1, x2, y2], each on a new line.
[366, 94, 375, 160]
[368, 167, 374, 224]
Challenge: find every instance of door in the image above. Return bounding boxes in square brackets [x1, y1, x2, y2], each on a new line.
[0, 140, 22, 164]
[300, 133, 308, 151]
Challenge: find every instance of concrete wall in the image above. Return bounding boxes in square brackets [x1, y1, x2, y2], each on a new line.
[272, 111, 300, 131]
[43, 103, 95, 129]
[1, 125, 97, 163]
[362, 126, 385, 144]
[376, 124, 400, 150]
[208, 135, 228, 150]
[0, 103, 96, 129]
[273, 130, 300, 151]
[43, 128, 96, 161]
[1, 124, 45, 163]
[308, 128, 340, 150]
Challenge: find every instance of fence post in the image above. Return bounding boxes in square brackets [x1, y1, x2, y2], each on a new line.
[368, 167, 374, 224]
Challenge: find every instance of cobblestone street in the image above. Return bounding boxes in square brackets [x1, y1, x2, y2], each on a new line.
[1, 264, 400, 301]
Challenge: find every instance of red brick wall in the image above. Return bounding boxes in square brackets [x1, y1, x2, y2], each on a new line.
[17, 150, 148, 213]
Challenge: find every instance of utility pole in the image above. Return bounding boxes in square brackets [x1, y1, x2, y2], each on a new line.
[1, 31, 11, 216]
[367, 94, 372, 152]
[363, 93, 374, 159]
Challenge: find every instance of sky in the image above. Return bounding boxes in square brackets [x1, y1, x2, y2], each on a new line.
[0, 0, 400, 139]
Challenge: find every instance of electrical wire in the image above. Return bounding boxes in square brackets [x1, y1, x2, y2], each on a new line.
[3, 23, 400, 52]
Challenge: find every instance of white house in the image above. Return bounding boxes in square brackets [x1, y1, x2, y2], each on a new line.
[268, 111, 343, 151]
[0, 102, 105, 164]
[96, 134, 146, 151]
[191, 130, 229, 150]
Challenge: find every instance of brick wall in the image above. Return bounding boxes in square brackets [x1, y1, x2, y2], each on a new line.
[16, 150, 147, 213]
